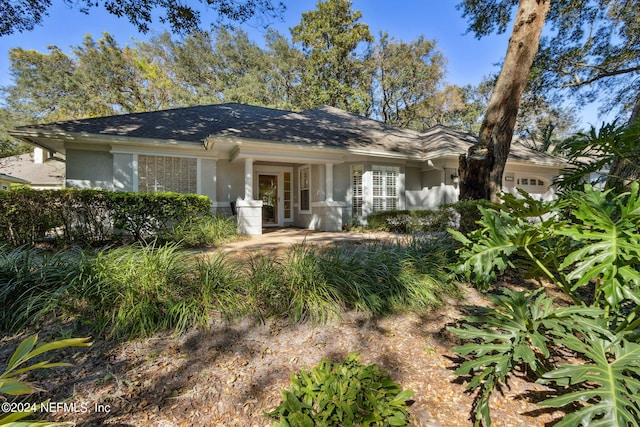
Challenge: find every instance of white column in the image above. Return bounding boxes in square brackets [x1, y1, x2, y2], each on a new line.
[325, 163, 334, 202]
[244, 158, 253, 200]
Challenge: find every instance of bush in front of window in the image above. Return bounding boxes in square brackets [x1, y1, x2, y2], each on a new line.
[366, 200, 493, 235]
[0, 187, 62, 246]
[0, 188, 212, 246]
[108, 191, 211, 243]
[366, 209, 455, 234]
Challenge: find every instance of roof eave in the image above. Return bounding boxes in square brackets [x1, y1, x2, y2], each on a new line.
[10, 129, 204, 149]
[208, 135, 425, 161]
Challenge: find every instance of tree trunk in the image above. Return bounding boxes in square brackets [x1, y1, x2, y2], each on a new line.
[459, 0, 550, 202]
[606, 91, 640, 190]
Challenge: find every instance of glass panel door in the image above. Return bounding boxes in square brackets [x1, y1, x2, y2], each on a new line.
[259, 174, 278, 224]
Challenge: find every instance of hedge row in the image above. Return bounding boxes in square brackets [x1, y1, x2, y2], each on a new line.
[366, 200, 494, 235]
[0, 188, 212, 246]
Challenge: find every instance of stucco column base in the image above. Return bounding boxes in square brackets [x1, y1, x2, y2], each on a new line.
[311, 201, 347, 232]
[236, 199, 263, 235]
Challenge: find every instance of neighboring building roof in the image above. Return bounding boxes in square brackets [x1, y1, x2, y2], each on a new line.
[13, 103, 291, 143]
[0, 173, 29, 184]
[0, 153, 65, 187]
[217, 106, 426, 156]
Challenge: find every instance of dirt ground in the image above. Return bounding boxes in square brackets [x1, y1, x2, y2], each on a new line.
[2, 228, 566, 426]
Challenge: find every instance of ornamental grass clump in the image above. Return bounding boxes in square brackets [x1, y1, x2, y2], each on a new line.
[0, 245, 82, 332]
[280, 244, 343, 324]
[76, 244, 235, 338]
[243, 238, 458, 322]
[161, 214, 239, 247]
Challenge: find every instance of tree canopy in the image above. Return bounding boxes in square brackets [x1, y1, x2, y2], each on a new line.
[459, 0, 640, 121]
[0, 0, 285, 36]
[457, 0, 640, 200]
[1, 0, 576, 159]
[291, 0, 373, 115]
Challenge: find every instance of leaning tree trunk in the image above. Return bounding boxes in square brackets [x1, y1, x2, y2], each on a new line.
[459, 0, 551, 202]
[606, 91, 640, 191]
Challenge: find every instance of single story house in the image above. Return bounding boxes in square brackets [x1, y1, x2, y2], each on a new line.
[9, 103, 565, 234]
[0, 173, 29, 190]
[0, 149, 65, 190]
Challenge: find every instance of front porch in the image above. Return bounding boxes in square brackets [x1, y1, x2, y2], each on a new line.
[234, 158, 348, 235]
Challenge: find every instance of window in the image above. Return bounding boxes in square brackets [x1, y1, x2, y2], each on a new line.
[352, 165, 363, 217]
[138, 155, 197, 194]
[517, 177, 545, 187]
[284, 172, 292, 219]
[372, 166, 399, 212]
[299, 166, 310, 213]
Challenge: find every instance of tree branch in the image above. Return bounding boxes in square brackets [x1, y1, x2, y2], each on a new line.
[561, 64, 640, 88]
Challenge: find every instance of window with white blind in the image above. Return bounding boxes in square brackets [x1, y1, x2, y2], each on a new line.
[372, 166, 399, 212]
[299, 166, 311, 213]
[138, 155, 197, 194]
[352, 165, 363, 217]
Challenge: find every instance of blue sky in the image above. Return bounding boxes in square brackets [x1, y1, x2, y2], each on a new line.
[0, 1, 606, 127]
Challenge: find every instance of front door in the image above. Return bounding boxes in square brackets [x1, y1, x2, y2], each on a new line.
[258, 174, 278, 225]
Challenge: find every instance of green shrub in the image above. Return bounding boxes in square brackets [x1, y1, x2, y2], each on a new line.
[280, 244, 343, 324]
[241, 238, 458, 322]
[56, 189, 112, 243]
[0, 189, 212, 246]
[0, 235, 457, 339]
[449, 183, 640, 426]
[161, 214, 238, 247]
[75, 243, 197, 339]
[107, 192, 211, 243]
[367, 209, 454, 233]
[266, 353, 413, 426]
[366, 201, 492, 235]
[443, 199, 494, 235]
[243, 254, 292, 320]
[192, 252, 244, 321]
[0, 188, 62, 246]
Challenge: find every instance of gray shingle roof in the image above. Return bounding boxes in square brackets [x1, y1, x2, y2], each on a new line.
[217, 106, 425, 155]
[420, 124, 566, 166]
[15, 103, 291, 142]
[0, 153, 65, 186]
[11, 103, 566, 166]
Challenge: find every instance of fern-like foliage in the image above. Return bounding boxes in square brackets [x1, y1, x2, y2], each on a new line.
[559, 183, 640, 312]
[450, 190, 569, 293]
[539, 324, 640, 427]
[451, 288, 602, 426]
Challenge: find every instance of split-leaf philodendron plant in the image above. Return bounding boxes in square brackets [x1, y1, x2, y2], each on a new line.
[449, 182, 640, 426]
